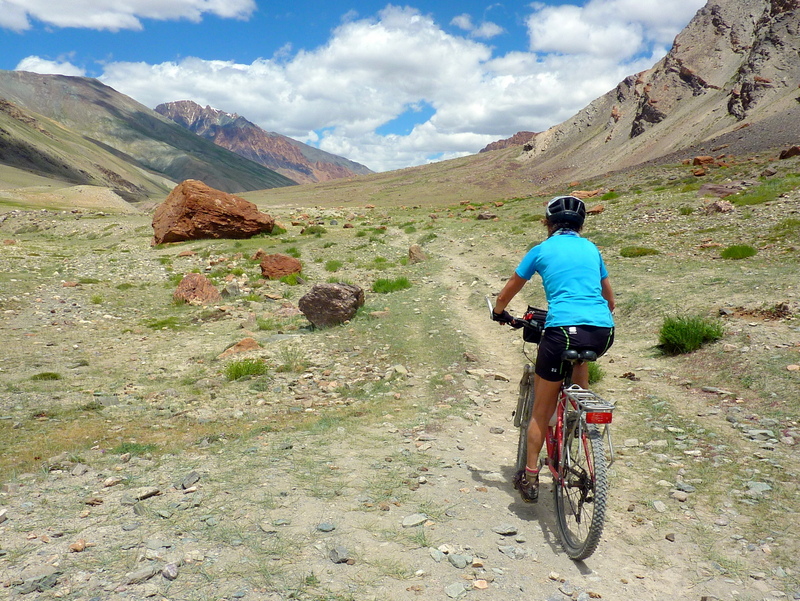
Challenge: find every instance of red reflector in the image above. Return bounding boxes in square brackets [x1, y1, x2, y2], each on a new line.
[586, 412, 612, 424]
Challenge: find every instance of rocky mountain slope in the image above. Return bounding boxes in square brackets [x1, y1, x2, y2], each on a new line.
[510, 0, 800, 183]
[155, 100, 372, 185]
[0, 71, 297, 198]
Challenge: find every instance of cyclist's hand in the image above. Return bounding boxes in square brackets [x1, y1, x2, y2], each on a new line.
[492, 309, 514, 324]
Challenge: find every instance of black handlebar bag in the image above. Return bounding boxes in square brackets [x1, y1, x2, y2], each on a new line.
[522, 307, 547, 343]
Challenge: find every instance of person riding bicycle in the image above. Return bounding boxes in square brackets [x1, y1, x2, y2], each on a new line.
[491, 195, 615, 502]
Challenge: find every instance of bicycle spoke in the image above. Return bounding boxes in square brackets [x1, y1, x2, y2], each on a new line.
[554, 421, 608, 560]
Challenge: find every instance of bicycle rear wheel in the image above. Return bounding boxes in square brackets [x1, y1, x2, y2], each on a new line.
[515, 365, 536, 471]
[554, 420, 608, 560]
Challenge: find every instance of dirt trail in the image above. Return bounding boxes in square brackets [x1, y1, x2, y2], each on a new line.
[431, 236, 773, 601]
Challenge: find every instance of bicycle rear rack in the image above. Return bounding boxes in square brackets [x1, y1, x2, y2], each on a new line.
[563, 385, 617, 466]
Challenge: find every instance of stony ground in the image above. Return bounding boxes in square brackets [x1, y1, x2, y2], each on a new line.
[0, 174, 799, 601]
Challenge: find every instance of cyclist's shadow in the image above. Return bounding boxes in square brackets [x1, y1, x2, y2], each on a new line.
[470, 463, 593, 570]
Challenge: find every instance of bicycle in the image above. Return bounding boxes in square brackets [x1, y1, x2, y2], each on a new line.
[487, 298, 616, 560]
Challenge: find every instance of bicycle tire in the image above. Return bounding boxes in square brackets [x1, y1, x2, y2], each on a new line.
[554, 420, 608, 560]
[515, 365, 536, 471]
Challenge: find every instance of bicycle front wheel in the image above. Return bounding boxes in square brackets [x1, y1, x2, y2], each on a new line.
[554, 420, 608, 560]
[515, 365, 535, 472]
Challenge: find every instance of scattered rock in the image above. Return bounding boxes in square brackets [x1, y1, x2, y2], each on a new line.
[329, 546, 352, 564]
[299, 283, 365, 328]
[402, 513, 428, 528]
[408, 244, 426, 263]
[218, 337, 261, 358]
[173, 273, 222, 305]
[259, 253, 303, 279]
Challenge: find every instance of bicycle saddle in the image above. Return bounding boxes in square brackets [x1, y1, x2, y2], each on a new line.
[562, 349, 598, 363]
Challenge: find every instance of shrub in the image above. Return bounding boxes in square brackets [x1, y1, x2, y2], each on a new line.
[587, 362, 604, 384]
[225, 358, 268, 381]
[285, 247, 301, 258]
[679, 206, 694, 216]
[600, 191, 620, 201]
[620, 246, 660, 258]
[279, 273, 302, 286]
[658, 314, 724, 355]
[720, 244, 756, 260]
[373, 277, 412, 293]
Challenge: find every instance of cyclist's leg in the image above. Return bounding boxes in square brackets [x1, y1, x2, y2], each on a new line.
[572, 363, 589, 388]
[526, 375, 560, 468]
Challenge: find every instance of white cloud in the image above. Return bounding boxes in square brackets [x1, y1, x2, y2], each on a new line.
[0, 0, 256, 32]
[15, 1, 706, 172]
[16, 56, 86, 77]
[527, 0, 704, 60]
[450, 12, 504, 39]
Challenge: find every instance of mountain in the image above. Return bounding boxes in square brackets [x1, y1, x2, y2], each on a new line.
[0, 70, 296, 199]
[155, 100, 372, 185]
[508, 0, 800, 183]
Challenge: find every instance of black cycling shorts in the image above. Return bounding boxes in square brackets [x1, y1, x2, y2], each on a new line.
[535, 325, 615, 382]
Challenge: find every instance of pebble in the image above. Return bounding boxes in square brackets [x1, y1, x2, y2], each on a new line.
[402, 513, 428, 527]
[445, 582, 466, 598]
[329, 546, 351, 564]
[491, 524, 518, 536]
[316, 522, 336, 532]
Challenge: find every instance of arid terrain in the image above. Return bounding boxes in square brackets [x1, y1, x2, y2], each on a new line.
[1, 152, 799, 601]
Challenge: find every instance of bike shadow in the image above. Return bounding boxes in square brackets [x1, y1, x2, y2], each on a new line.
[469, 463, 595, 571]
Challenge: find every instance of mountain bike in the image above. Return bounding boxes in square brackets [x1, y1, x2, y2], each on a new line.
[488, 299, 616, 560]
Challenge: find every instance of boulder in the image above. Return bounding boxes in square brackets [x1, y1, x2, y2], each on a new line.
[260, 254, 302, 279]
[152, 180, 274, 245]
[299, 283, 365, 328]
[779, 145, 800, 160]
[218, 337, 261, 359]
[173, 273, 222, 304]
[703, 200, 735, 214]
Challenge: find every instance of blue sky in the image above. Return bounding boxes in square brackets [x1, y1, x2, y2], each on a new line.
[0, 0, 707, 172]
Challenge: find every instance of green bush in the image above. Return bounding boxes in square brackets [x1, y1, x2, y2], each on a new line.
[372, 277, 412, 294]
[225, 358, 268, 381]
[679, 206, 694, 215]
[658, 314, 724, 355]
[285, 247, 301, 258]
[620, 246, 660, 258]
[720, 244, 756, 260]
[600, 191, 620, 201]
[279, 273, 302, 286]
[587, 362, 604, 384]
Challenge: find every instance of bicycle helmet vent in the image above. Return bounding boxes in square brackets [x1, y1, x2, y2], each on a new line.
[545, 195, 586, 228]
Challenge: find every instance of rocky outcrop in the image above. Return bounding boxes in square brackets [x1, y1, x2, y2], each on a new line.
[480, 132, 537, 153]
[155, 101, 372, 184]
[152, 180, 275, 245]
[298, 283, 365, 328]
[519, 0, 800, 183]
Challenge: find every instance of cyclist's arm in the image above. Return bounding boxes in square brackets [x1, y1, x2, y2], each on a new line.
[494, 273, 527, 315]
[601, 276, 615, 312]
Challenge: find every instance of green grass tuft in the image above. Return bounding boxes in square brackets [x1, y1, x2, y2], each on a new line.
[372, 276, 412, 293]
[720, 244, 756, 260]
[31, 372, 62, 381]
[225, 358, 268, 381]
[658, 314, 724, 355]
[620, 246, 660, 258]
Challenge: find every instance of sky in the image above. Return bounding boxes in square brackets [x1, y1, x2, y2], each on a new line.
[0, 0, 707, 173]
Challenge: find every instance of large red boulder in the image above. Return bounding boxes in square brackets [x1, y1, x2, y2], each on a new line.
[152, 180, 275, 245]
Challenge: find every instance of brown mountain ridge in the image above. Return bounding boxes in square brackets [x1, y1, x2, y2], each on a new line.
[155, 101, 372, 185]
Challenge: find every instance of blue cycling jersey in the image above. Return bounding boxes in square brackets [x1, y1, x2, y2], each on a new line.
[515, 230, 614, 329]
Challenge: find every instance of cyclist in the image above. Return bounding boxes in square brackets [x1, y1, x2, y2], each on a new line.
[491, 195, 615, 502]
